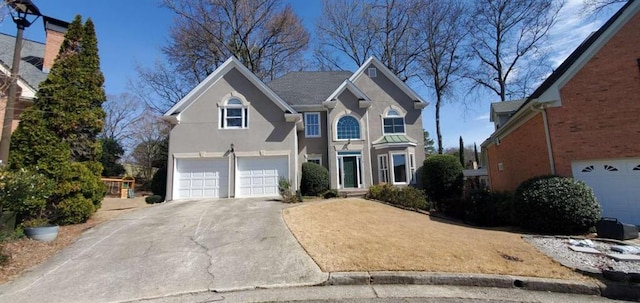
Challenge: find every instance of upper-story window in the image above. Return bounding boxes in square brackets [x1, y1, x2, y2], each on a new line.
[383, 109, 405, 134]
[336, 115, 361, 140]
[220, 98, 248, 129]
[304, 112, 321, 138]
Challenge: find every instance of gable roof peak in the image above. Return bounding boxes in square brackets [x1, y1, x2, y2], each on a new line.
[164, 56, 296, 116]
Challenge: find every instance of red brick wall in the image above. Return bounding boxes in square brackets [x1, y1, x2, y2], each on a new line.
[547, 11, 640, 177]
[43, 29, 65, 71]
[486, 114, 552, 192]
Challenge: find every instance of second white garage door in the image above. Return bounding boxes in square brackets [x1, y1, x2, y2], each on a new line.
[237, 156, 288, 197]
[572, 158, 640, 225]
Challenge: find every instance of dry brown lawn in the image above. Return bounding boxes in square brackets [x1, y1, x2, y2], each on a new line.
[0, 197, 151, 285]
[283, 198, 587, 280]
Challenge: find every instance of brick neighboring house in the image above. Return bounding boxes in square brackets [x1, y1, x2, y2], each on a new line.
[482, 0, 640, 225]
[0, 16, 67, 144]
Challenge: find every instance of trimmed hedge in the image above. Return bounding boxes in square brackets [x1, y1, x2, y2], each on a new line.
[300, 162, 329, 196]
[422, 154, 463, 212]
[464, 190, 513, 227]
[513, 175, 601, 234]
[367, 183, 429, 210]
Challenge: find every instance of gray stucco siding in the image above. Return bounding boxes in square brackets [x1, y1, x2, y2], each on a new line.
[166, 67, 297, 200]
[353, 64, 426, 187]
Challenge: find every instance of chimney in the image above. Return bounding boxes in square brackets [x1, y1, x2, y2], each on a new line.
[42, 16, 69, 73]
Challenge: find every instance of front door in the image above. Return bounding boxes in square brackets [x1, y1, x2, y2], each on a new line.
[343, 156, 358, 188]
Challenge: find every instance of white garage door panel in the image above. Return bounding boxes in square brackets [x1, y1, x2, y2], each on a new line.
[572, 159, 640, 225]
[237, 156, 288, 197]
[176, 158, 228, 199]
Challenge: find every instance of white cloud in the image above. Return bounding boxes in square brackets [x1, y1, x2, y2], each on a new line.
[474, 114, 490, 121]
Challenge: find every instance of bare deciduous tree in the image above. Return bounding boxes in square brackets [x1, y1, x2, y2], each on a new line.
[315, 0, 424, 81]
[583, 0, 627, 15]
[416, 0, 467, 154]
[102, 92, 144, 148]
[162, 0, 309, 82]
[468, 0, 564, 101]
[135, 0, 309, 114]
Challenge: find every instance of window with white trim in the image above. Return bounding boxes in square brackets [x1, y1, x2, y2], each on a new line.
[409, 153, 416, 184]
[391, 153, 407, 184]
[378, 154, 389, 183]
[383, 109, 405, 134]
[307, 156, 322, 165]
[337, 115, 361, 140]
[220, 98, 248, 129]
[304, 112, 321, 138]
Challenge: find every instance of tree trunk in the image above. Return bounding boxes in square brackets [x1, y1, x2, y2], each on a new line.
[436, 93, 443, 154]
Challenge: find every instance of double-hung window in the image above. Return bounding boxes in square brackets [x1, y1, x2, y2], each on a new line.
[220, 98, 248, 129]
[378, 154, 389, 183]
[304, 112, 321, 138]
[383, 109, 405, 134]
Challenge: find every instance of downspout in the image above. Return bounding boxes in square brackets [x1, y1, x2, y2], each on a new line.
[366, 110, 373, 186]
[293, 125, 299, 191]
[532, 102, 556, 174]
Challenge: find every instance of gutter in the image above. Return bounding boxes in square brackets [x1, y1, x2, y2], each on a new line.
[532, 100, 556, 174]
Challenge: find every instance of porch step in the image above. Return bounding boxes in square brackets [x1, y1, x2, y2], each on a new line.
[338, 189, 369, 198]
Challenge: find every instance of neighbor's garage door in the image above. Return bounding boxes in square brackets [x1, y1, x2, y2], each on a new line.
[237, 156, 288, 197]
[572, 158, 640, 225]
[175, 158, 228, 199]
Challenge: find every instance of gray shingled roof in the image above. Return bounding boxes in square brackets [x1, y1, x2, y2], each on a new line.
[267, 71, 352, 105]
[0, 33, 47, 91]
[490, 99, 526, 114]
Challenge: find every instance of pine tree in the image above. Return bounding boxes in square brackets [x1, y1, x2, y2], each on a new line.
[458, 136, 465, 168]
[9, 15, 106, 225]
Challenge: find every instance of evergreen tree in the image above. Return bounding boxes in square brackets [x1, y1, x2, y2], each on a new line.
[100, 138, 125, 177]
[474, 143, 480, 165]
[9, 15, 106, 225]
[458, 136, 465, 168]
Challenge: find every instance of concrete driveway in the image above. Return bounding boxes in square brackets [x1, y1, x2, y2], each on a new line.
[0, 198, 327, 303]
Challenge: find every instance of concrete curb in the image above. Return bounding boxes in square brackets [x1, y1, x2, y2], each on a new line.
[324, 271, 602, 296]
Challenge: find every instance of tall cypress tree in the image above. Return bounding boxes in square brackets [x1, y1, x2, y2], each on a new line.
[10, 15, 106, 225]
[458, 136, 465, 168]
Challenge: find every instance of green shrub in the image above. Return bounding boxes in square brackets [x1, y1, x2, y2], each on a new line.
[367, 184, 385, 200]
[464, 190, 513, 227]
[323, 189, 339, 199]
[0, 168, 54, 222]
[396, 186, 429, 210]
[151, 166, 167, 198]
[295, 190, 303, 202]
[513, 175, 601, 234]
[422, 154, 463, 211]
[278, 178, 297, 203]
[55, 194, 96, 225]
[300, 162, 330, 196]
[367, 184, 428, 210]
[145, 195, 163, 204]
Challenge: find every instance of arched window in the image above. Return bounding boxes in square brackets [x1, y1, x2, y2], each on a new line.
[383, 109, 405, 134]
[220, 97, 248, 129]
[337, 116, 360, 140]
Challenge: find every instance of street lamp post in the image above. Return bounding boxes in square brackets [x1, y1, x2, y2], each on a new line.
[0, 0, 41, 165]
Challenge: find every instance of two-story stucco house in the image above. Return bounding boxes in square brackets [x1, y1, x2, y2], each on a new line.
[482, 0, 640, 225]
[162, 56, 427, 201]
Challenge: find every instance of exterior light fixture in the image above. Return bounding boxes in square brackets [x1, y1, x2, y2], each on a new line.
[0, 0, 42, 164]
[230, 143, 234, 153]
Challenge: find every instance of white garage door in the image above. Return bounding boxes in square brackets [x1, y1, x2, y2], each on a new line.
[237, 156, 288, 197]
[175, 158, 228, 199]
[572, 158, 640, 225]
